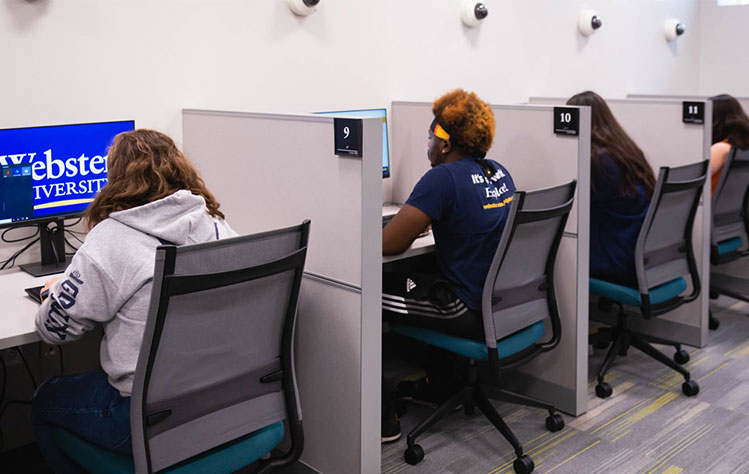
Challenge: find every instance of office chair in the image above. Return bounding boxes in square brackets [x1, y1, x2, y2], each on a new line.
[589, 161, 708, 399]
[390, 181, 576, 474]
[709, 147, 749, 330]
[50, 220, 310, 474]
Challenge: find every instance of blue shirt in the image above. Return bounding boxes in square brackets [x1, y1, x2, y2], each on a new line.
[590, 154, 650, 286]
[406, 158, 515, 311]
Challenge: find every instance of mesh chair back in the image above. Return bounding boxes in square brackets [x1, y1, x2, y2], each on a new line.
[481, 181, 575, 357]
[712, 147, 749, 254]
[130, 221, 310, 473]
[634, 161, 707, 312]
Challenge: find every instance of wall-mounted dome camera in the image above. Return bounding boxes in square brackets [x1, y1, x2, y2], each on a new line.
[287, 0, 319, 16]
[461, 0, 489, 27]
[578, 9, 602, 37]
[664, 19, 686, 41]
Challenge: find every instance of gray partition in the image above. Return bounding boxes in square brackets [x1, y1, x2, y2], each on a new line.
[628, 93, 749, 114]
[531, 97, 712, 348]
[182, 110, 382, 474]
[390, 101, 591, 416]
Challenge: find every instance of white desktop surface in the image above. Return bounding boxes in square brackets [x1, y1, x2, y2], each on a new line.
[382, 233, 434, 263]
[0, 269, 45, 350]
[382, 203, 435, 263]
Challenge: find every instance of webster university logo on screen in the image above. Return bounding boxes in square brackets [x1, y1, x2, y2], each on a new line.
[0, 149, 108, 213]
[0, 121, 132, 220]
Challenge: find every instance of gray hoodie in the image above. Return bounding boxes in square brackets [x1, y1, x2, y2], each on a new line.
[35, 190, 237, 396]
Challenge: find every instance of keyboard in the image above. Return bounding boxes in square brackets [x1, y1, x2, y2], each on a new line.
[25, 285, 46, 304]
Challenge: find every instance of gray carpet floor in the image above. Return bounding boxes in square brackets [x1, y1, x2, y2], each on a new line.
[381, 297, 749, 474]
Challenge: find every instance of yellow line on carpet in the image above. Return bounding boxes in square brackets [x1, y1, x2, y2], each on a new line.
[540, 440, 602, 474]
[661, 465, 684, 474]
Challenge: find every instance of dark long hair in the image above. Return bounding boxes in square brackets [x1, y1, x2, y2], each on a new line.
[86, 129, 224, 228]
[711, 94, 749, 149]
[567, 91, 656, 198]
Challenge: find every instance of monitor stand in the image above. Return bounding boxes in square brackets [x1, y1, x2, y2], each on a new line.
[19, 219, 68, 277]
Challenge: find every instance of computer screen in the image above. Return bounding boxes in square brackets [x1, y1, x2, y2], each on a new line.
[0, 120, 135, 227]
[315, 108, 390, 178]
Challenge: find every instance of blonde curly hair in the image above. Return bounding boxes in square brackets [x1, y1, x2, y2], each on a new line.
[432, 89, 495, 157]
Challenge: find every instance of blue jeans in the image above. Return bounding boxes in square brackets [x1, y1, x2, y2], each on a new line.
[32, 372, 132, 474]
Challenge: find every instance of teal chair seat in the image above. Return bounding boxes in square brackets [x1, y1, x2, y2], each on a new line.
[390, 320, 546, 361]
[589, 277, 687, 307]
[52, 421, 285, 474]
[717, 237, 743, 256]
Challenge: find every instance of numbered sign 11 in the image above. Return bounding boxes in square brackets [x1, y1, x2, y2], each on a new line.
[334, 118, 362, 157]
[682, 101, 705, 124]
[553, 107, 580, 136]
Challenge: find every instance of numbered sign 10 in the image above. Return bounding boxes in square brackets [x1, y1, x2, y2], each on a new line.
[553, 107, 580, 136]
[334, 118, 362, 157]
[682, 101, 705, 124]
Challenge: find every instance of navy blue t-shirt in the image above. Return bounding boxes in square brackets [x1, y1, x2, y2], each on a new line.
[590, 154, 650, 286]
[406, 158, 515, 311]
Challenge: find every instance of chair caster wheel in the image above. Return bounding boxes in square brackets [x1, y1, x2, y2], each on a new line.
[682, 380, 699, 397]
[404, 444, 425, 465]
[595, 382, 613, 399]
[674, 350, 690, 365]
[709, 313, 720, 331]
[513, 455, 535, 474]
[545, 413, 564, 432]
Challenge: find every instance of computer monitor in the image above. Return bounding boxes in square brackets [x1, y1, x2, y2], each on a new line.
[315, 108, 390, 178]
[0, 120, 135, 276]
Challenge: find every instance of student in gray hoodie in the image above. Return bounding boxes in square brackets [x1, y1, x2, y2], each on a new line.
[31, 129, 236, 473]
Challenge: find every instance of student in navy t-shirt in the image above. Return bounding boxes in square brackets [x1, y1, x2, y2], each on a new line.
[381, 89, 515, 443]
[382, 89, 515, 337]
[566, 91, 656, 286]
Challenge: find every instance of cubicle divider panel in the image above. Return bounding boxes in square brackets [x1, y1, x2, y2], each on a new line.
[182, 110, 383, 474]
[390, 102, 591, 415]
[628, 93, 749, 114]
[531, 98, 711, 347]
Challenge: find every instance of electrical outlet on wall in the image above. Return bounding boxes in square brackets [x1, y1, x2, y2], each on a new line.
[1, 348, 22, 366]
[40, 345, 58, 358]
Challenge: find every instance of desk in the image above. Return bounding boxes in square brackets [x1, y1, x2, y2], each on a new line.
[382, 233, 434, 264]
[0, 269, 45, 350]
[382, 203, 435, 264]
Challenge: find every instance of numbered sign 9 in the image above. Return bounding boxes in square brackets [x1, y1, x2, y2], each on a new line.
[682, 101, 705, 124]
[553, 107, 580, 136]
[334, 118, 362, 157]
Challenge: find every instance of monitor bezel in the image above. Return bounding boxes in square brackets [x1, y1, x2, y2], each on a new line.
[314, 108, 390, 178]
[0, 119, 135, 229]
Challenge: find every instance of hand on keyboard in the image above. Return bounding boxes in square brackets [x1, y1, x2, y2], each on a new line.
[25, 285, 45, 304]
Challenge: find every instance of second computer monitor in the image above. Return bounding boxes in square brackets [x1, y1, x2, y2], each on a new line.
[315, 108, 390, 178]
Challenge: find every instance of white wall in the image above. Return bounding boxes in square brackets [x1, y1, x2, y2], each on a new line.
[0, 0, 702, 146]
[0, 0, 703, 266]
[698, 1, 749, 96]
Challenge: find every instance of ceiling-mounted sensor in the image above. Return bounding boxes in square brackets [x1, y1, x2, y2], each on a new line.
[287, 0, 319, 16]
[578, 9, 602, 36]
[664, 19, 686, 41]
[461, 0, 489, 27]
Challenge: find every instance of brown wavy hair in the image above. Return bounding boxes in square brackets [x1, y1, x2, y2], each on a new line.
[85, 129, 224, 228]
[432, 89, 495, 157]
[567, 91, 656, 198]
[711, 94, 749, 149]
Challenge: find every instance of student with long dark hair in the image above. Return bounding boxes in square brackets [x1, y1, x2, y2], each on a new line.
[567, 91, 656, 285]
[710, 94, 749, 193]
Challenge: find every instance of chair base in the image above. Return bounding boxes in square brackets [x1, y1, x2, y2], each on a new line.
[589, 312, 699, 399]
[400, 361, 563, 473]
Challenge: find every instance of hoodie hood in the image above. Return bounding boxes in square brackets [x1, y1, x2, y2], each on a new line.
[108, 190, 219, 246]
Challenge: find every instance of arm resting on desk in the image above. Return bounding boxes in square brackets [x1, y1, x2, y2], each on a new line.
[383, 204, 432, 255]
[35, 248, 123, 345]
